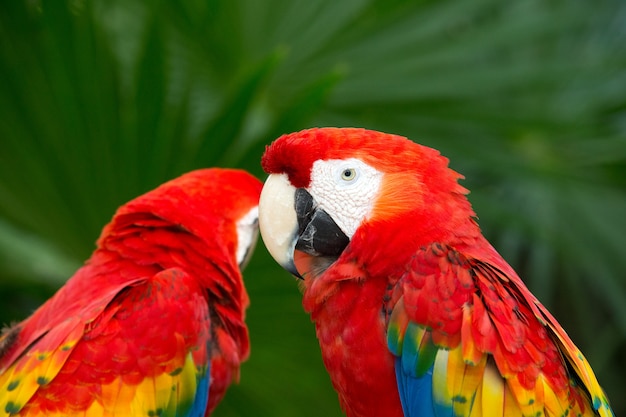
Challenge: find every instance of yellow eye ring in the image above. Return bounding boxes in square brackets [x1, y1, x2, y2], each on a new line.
[341, 168, 357, 181]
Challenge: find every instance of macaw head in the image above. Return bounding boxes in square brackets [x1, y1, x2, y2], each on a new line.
[259, 127, 476, 281]
[101, 168, 262, 270]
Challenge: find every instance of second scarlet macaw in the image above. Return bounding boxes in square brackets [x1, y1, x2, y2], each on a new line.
[258, 127, 613, 417]
[0, 168, 262, 416]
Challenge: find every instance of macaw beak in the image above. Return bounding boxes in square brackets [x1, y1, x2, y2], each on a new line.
[259, 174, 349, 280]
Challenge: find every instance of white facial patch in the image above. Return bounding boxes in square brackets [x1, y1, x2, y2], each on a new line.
[308, 158, 383, 238]
[236, 205, 259, 268]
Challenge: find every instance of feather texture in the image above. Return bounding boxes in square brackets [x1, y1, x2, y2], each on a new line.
[0, 268, 209, 417]
[0, 169, 261, 416]
[388, 242, 613, 417]
[259, 127, 613, 417]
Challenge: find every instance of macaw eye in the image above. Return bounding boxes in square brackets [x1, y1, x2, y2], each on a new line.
[341, 168, 357, 181]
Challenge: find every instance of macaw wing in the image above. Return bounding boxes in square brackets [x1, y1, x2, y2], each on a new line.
[387, 242, 612, 417]
[0, 268, 211, 417]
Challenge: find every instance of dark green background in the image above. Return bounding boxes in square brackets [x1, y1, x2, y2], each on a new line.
[1, 1, 624, 415]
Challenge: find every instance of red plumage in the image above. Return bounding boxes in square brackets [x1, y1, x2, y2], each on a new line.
[260, 127, 612, 417]
[0, 168, 262, 416]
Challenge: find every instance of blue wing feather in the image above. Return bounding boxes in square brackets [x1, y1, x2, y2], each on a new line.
[188, 365, 210, 417]
[395, 357, 437, 417]
[394, 322, 455, 417]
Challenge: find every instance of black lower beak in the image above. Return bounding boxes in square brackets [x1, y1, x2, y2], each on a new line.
[294, 189, 349, 258]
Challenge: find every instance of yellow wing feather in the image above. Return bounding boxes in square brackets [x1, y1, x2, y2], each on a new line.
[0, 318, 84, 417]
[545, 319, 612, 417]
[8, 352, 203, 417]
[1, 268, 211, 417]
[481, 361, 505, 417]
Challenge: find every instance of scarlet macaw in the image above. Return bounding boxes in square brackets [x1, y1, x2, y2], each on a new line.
[0, 168, 261, 416]
[258, 127, 613, 417]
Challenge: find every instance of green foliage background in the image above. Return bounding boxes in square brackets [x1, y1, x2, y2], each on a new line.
[1, 0, 625, 415]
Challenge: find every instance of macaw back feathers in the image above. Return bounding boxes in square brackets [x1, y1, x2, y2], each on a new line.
[100, 210, 245, 312]
[0, 168, 262, 416]
[0, 268, 210, 417]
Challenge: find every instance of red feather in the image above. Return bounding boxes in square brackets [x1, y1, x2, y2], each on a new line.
[261, 127, 612, 417]
[0, 168, 261, 416]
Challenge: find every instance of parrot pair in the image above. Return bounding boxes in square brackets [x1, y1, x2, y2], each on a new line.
[0, 128, 614, 417]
